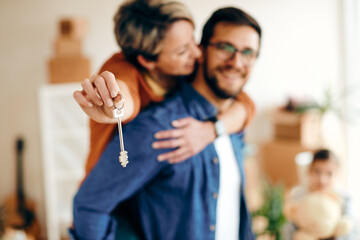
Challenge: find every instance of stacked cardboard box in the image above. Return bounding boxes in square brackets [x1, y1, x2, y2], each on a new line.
[48, 18, 90, 84]
[260, 139, 309, 189]
[273, 108, 322, 148]
[260, 108, 322, 189]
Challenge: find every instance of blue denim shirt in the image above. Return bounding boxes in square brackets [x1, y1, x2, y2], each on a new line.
[72, 83, 254, 240]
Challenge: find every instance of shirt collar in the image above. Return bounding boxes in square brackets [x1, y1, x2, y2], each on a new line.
[180, 82, 218, 121]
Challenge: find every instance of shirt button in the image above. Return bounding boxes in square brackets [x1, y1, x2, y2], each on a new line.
[209, 225, 215, 231]
[212, 157, 219, 164]
[212, 192, 218, 199]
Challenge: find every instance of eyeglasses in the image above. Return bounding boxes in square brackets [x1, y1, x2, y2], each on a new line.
[208, 42, 258, 65]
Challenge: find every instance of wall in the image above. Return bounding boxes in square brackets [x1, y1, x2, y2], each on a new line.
[344, 0, 360, 212]
[0, 0, 343, 237]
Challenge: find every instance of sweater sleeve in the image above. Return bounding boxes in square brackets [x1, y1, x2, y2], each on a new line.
[235, 91, 256, 128]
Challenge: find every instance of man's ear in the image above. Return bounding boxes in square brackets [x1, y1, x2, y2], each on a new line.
[198, 45, 205, 64]
[137, 55, 156, 71]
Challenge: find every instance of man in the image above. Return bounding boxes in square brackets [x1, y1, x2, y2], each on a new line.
[72, 6, 261, 240]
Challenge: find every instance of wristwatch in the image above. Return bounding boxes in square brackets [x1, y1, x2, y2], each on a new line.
[214, 119, 226, 138]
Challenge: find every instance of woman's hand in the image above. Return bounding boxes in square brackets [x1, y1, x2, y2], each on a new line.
[73, 71, 124, 123]
[152, 117, 216, 164]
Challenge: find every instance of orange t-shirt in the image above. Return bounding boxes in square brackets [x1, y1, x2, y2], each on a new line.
[84, 52, 256, 178]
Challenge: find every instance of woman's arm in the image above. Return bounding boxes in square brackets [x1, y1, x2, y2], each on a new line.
[153, 94, 254, 163]
[73, 71, 135, 124]
[217, 100, 248, 133]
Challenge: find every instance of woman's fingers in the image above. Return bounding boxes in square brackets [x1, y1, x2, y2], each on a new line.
[73, 90, 93, 108]
[171, 117, 193, 128]
[81, 78, 103, 106]
[152, 137, 185, 149]
[154, 128, 182, 139]
[157, 147, 189, 163]
[93, 75, 113, 107]
[153, 117, 214, 164]
[101, 71, 120, 98]
[81, 71, 121, 108]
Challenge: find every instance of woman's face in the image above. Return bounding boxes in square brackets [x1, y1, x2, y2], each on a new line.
[154, 20, 201, 76]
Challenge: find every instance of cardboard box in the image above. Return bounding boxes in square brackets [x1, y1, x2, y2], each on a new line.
[275, 124, 301, 139]
[54, 37, 82, 56]
[48, 56, 90, 84]
[273, 109, 322, 148]
[273, 109, 301, 139]
[59, 18, 88, 39]
[259, 139, 312, 189]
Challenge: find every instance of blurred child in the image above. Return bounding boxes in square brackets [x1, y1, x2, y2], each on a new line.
[282, 149, 358, 240]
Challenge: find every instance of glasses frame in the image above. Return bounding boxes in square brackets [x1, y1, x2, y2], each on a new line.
[208, 42, 258, 65]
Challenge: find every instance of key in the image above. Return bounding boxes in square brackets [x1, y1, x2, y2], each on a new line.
[113, 107, 128, 167]
[113, 96, 128, 167]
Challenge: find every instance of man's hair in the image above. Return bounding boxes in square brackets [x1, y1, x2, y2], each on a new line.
[311, 148, 339, 165]
[114, 0, 193, 66]
[200, 7, 262, 49]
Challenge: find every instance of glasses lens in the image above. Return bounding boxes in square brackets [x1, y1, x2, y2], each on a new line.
[241, 49, 253, 63]
[217, 43, 236, 59]
[241, 49, 253, 57]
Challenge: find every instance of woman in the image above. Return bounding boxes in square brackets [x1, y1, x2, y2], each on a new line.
[73, 0, 255, 178]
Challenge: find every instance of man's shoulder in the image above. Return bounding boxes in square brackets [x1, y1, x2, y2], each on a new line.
[130, 88, 188, 129]
[126, 82, 216, 132]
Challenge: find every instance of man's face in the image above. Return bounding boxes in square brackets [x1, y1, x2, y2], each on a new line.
[203, 23, 260, 99]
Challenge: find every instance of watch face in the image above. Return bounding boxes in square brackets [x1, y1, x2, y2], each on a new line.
[215, 120, 226, 137]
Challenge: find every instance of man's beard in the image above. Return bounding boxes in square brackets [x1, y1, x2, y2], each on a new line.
[203, 60, 243, 99]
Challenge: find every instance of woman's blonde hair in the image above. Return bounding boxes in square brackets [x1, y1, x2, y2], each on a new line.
[114, 0, 194, 66]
